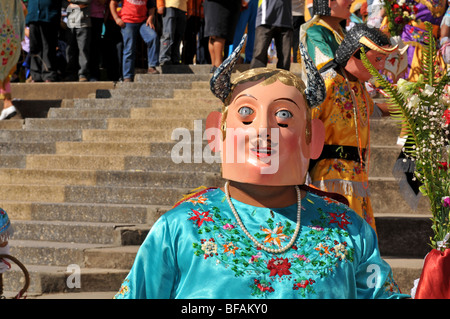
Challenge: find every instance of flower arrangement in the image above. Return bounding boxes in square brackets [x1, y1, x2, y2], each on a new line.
[384, 0, 419, 37]
[361, 22, 450, 251]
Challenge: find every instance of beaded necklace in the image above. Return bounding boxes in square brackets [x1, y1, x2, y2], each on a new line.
[224, 181, 302, 254]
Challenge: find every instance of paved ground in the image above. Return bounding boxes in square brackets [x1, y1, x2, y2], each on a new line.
[3, 291, 117, 299]
[32, 291, 117, 299]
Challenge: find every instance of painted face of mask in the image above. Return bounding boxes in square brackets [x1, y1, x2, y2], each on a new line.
[206, 78, 325, 186]
[345, 47, 390, 82]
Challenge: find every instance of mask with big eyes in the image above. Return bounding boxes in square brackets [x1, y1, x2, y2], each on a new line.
[238, 105, 293, 128]
[206, 78, 325, 186]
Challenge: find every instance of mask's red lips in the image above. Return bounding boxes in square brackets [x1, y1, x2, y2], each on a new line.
[250, 140, 278, 158]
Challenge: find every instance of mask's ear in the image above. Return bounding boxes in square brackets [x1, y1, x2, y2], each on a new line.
[310, 118, 325, 159]
[205, 111, 223, 153]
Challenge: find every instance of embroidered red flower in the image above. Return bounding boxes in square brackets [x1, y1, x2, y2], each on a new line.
[189, 209, 214, 227]
[267, 257, 292, 277]
[293, 279, 315, 290]
[329, 212, 351, 229]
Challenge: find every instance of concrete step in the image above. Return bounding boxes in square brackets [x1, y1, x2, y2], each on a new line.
[64, 185, 189, 206]
[10, 220, 122, 244]
[0, 129, 82, 143]
[135, 73, 212, 83]
[115, 80, 194, 91]
[0, 167, 220, 188]
[376, 215, 432, 258]
[70, 97, 152, 109]
[108, 88, 176, 99]
[124, 155, 221, 172]
[8, 240, 113, 266]
[11, 81, 115, 100]
[368, 145, 403, 177]
[370, 177, 430, 215]
[1, 200, 168, 224]
[47, 107, 130, 119]
[0, 154, 26, 168]
[29, 202, 168, 224]
[0, 119, 24, 130]
[0, 141, 56, 155]
[173, 89, 215, 99]
[0, 168, 96, 185]
[84, 245, 139, 269]
[1, 264, 126, 294]
[82, 129, 173, 143]
[106, 118, 200, 131]
[0, 184, 66, 202]
[24, 118, 108, 130]
[55, 141, 152, 156]
[25, 154, 127, 170]
[370, 118, 402, 146]
[70, 97, 219, 110]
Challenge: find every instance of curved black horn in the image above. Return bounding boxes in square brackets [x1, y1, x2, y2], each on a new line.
[298, 40, 326, 108]
[210, 34, 247, 102]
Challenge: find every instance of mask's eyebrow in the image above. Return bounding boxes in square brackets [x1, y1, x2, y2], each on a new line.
[235, 93, 257, 100]
[273, 97, 298, 107]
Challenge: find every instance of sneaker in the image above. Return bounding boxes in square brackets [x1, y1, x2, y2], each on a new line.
[79, 77, 88, 82]
[0, 106, 17, 120]
[210, 66, 217, 73]
[123, 78, 133, 83]
[147, 67, 160, 74]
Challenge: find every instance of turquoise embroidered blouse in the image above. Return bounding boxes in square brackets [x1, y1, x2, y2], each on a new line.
[114, 188, 409, 299]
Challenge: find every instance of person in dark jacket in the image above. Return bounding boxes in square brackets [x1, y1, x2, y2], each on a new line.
[26, 0, 63, 82]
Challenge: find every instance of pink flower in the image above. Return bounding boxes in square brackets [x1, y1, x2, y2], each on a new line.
[223, 223, 235, 230]
[442, 196, 450, 207]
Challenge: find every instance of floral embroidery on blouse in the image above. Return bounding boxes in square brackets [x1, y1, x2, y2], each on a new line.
[189, 193, 356, 297]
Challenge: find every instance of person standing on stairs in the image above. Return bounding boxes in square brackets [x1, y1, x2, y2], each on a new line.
[0, 0, 26, 121]
[300, 0, 353, 72]
[249, 0, 294, 71]
[308, 24, 398, 232]
[110, 0, 160, 81]
[114, 37, 409, 299]
[26, 0, 63, 83]
[157, 0, 188, 66]
[65, 0, 93, 82]
[203, 0, 241, 73]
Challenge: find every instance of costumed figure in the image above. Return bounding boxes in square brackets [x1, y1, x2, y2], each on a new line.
[0, 0, 25, 121]
[300, 0, 353, 72]
[114, 36, 408, 299]
[380, 0, 448, 82]
[0, 209, 14, 275]
[441, 3, 450, 65]
[309, 24, 398, 232]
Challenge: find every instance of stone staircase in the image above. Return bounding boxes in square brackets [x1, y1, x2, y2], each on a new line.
[0, 64, 428, 297]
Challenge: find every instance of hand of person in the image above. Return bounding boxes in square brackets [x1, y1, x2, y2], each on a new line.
[157, 6, 165, 15]
[115, 16, 125, 28]
[146, 15, 156, 29]
[241, 0, 249, 10]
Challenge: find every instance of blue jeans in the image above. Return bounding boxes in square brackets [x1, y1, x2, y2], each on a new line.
[228, 0, 257, 63]
[121, 22, 159, 80]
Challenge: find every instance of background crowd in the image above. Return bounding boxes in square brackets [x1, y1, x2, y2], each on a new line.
[4, 0, 450, 84]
